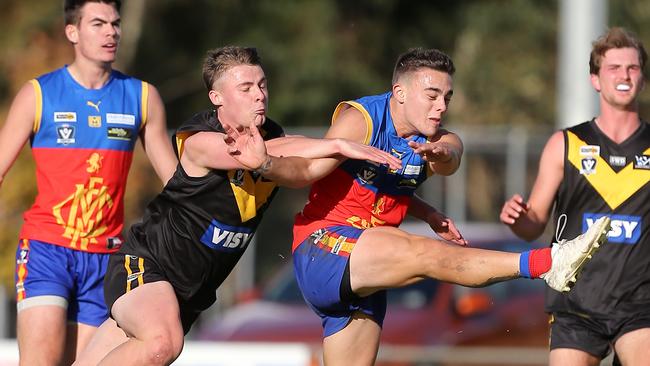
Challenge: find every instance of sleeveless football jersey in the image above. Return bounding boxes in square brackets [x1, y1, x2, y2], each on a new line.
[19, 67, 147, 253]
[547, 119, 650, 317]
[121, 110, 283, 300]
[293, 92, 431, 250]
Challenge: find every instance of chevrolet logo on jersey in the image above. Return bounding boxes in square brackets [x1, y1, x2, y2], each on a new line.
[200, 219, 253, 251]
[567, 132, 650, 209]
[584, 213, 641, 244]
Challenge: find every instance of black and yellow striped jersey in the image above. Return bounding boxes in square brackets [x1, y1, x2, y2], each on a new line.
[121, 110, 283, 306]
[547, 119, 650, 318]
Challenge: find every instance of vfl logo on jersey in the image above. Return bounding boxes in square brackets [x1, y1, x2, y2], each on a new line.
[57, 124, 75, 144]
[107, 127, 133, 140]
[609, 155, 627, 167]
[583, 213, 642, 244]
[580, 157, 596, 175]
[633, 155, 650, 170]
[200, 219, 253, 252]
[54, 112, 77, 122]
[357, 167, 378, 184]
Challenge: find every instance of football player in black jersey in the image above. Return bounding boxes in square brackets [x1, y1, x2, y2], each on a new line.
[501, 27, 650, 366]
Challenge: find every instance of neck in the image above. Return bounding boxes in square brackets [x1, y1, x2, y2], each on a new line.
[67, 58, 113, 89]
[595, 107, 641, 144]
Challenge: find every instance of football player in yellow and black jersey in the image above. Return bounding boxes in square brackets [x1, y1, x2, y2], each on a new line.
[73, 46, 402, 366]
[501, 27, 650, 366]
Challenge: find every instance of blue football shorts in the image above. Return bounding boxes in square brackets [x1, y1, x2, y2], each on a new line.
[293, 225, 387, 337]
[15, 239, 110, 327]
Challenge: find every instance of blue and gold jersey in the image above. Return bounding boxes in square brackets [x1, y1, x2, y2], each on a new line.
[20, 66, 147, 253]
[294, 92, 431, 249]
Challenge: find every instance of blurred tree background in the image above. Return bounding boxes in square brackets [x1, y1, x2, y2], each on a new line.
[1, 0, 649, 293]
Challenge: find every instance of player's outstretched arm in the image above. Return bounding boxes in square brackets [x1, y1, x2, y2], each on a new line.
[0, 82, 36, 189]
[500, 131, 564, 241]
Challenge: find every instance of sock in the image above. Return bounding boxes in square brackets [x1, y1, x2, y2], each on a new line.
[519, 248, 552, 278]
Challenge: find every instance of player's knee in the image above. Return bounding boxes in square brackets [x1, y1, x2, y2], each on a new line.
[143, 333, 183, 365]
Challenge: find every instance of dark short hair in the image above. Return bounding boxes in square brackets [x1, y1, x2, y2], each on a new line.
[590, 27, 647, 75]
[64, 0, 122, 25]
[202, 46, 262, 90]
[392, 48, 455, 84]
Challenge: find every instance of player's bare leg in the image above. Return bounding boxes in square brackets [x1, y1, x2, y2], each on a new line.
[17, 304, 67, 366]
[614, 328, 650, 366]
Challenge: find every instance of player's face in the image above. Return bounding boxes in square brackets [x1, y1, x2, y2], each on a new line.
[67, 2, 121, 66]
[211, 64, 268, 129]
[591, 47, 645, 110]
[400, 68, 453, 137]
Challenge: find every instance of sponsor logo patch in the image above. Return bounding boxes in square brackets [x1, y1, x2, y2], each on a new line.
[609, 155, 627, 167]
[106, 113, 136, 126]
[57, 125, 75, 144]
[583, 213, 642, 244]
[200, 219, 253, 251]
[54, 112, 77, 122]
[107, 127, 133, 140]
[88, 115, 102, 128]
[579, 145, 600, 156]
[633, 155, 650, 170]
[403, 164, 422, 176]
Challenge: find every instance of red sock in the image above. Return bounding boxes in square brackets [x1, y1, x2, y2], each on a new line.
[528, 248, 552, 278]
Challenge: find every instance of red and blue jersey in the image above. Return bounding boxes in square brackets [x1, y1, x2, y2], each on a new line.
[19, 66, 148, 253]
[293, 92, 431, 251]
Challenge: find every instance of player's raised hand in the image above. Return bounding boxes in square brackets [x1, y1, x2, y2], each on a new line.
[224, 124, 269, 171]
[427, 211, 468, 246]
[500, 194, 531, 225]
[407, 140, 454, 162]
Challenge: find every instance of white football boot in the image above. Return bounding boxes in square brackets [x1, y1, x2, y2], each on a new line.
[541, 216, 611, 292]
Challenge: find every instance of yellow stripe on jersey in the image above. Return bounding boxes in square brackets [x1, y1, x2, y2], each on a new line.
[140, 82, 149, 131]
[567, 131, 650, 209]
[332, 101, 373, 145]
[29, 79, 43, 133]
[175, 131, 194, 159]
[124, 255, 144, 292]
[228, 170, 277, 222]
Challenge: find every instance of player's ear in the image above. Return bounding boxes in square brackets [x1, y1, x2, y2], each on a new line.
[590, 73, 601, 92]
[393, 83, 406, 103]
[208, 89, 223, 106]
[65, 24, 79, 44]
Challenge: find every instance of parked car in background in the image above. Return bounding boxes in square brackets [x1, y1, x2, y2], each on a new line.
[195, 222, 550, 351]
